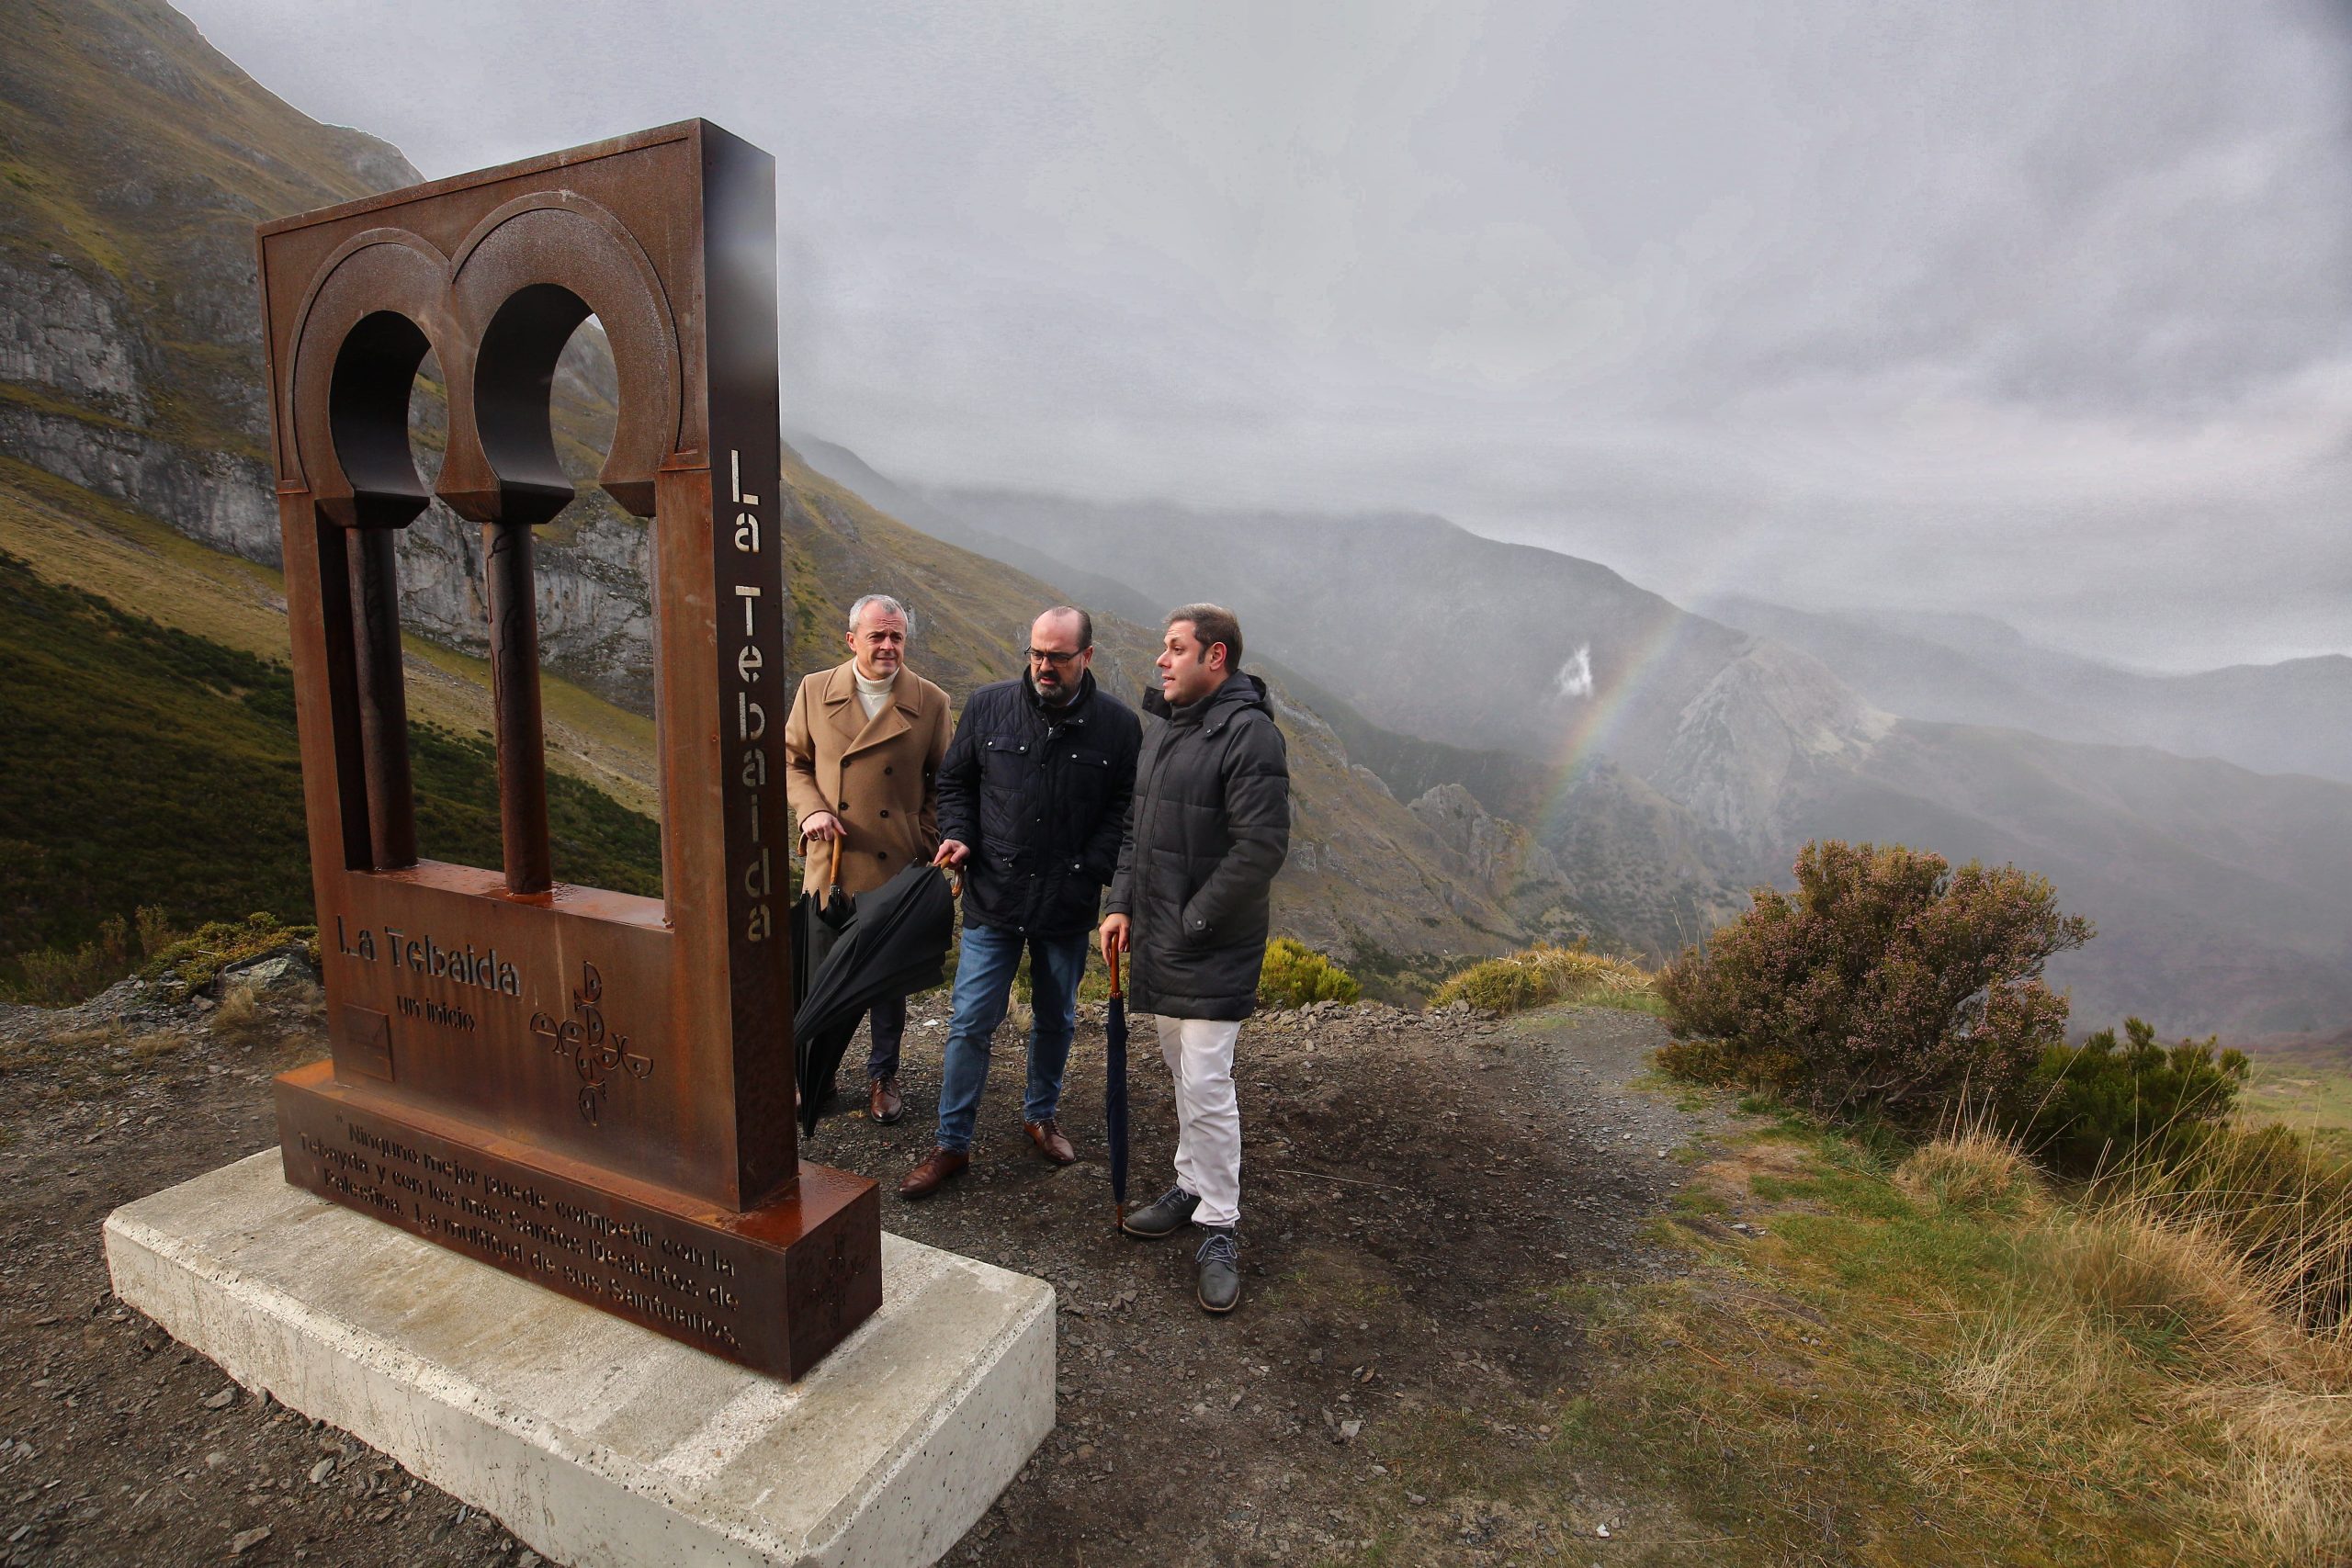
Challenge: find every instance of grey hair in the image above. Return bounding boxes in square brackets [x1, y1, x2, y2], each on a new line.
[848, 592, 907, 632]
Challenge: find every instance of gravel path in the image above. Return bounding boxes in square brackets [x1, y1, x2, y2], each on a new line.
[0, 983, 1722, 1565]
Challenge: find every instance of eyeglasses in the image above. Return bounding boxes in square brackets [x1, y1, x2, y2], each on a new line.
[1025, 648, 1083, 666]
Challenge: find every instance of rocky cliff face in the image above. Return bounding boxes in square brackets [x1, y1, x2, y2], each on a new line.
[390, 496, 659, 712]
[1, 0, 411, 567]
[1654, 637, 1892, 856]
[1407, 783, 1589, 942]
[0, 0, 668, 714]
[0, 255, 146, 417]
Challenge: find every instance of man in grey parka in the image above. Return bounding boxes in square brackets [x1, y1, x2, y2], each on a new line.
[1101, 603, 1289, 1314]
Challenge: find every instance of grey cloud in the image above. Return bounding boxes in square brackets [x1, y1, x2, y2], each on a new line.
[174, 0, 2352, 670]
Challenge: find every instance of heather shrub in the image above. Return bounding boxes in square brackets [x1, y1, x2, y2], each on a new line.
[1257, 938, 1362, 1009]
[2014, 1016, 2248, 1175]
[1656, 840, 2093, 1125]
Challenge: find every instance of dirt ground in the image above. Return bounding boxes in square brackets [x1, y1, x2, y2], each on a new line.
[0, 977, 1720, 1566]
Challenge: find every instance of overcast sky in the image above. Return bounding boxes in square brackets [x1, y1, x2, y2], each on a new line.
[177, 0, 2352, 671]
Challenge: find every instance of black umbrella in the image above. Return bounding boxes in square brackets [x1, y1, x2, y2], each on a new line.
[789, 839, 858, 1122]
[793, 860, 956, 1136]
[791, 839, 857, 1006]
[1105, 944, 1131, 1229]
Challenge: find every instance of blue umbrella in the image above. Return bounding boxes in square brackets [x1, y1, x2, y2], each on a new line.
[1105, 945, 1130, 1229]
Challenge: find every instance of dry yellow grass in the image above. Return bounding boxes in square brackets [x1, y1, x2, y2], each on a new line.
[209, 980, 262, 1042]
[1577, 1123, 2352, 1566]
[1896, 1128, 2046, 1217]
[1430, 942, 1656, 1012]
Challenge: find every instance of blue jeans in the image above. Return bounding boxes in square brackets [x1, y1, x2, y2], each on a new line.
[934, 924, 1089, 1155]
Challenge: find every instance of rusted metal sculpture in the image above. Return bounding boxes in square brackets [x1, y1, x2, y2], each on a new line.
[257, 122, 879, 1379]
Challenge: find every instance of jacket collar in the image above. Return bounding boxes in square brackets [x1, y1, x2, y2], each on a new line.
[820, 658, 922, 754]
[1025, 667, 1096, 722]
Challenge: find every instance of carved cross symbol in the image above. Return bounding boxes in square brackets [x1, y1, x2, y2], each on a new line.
[530, 961, 655, 1125]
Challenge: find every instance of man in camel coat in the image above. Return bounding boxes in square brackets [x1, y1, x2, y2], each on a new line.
[785, 592, 952, 1124]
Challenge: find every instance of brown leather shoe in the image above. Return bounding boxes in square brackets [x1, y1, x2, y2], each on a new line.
[1024, 1119, 1076, 1166]
[899, 1147, 968, 1199]
[868, 1076, 903, 1124]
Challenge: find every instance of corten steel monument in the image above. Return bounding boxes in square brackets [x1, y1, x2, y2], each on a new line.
[256, 121, 879, 1379]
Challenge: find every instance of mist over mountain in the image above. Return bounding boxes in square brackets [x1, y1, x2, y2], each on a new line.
[1703, 595, 2352, 785]
[778, 461, 2352, 1043]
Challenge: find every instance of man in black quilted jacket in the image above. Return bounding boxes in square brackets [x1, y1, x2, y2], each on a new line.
[899, 606, 1141, 1200]
[1101, 604, 1290, 1314]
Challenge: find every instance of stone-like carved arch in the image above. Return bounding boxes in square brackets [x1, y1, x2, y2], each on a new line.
[439, 192, 684, 521]
[284, 228, 455, 526]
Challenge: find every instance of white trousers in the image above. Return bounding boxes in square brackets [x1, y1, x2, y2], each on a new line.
[1156, 1015, 1244, 1228]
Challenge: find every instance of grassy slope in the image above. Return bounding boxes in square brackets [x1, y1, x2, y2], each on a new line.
[0, 457, 661, 815]
[0, 547, 659, 976]
[2243, 1045, 2352, 1168]
[1360, 1077, 2352, 1567]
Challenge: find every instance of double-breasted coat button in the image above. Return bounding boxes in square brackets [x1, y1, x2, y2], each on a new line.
[838, 800, 848, 810]
[879, 809, 890, 818]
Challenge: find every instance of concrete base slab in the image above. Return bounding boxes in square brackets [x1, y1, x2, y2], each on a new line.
[105, 1151, 1056, 1568]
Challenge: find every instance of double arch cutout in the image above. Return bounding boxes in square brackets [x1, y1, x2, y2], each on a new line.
[289, 192, 684, 525]
[288, 195, 684, 892]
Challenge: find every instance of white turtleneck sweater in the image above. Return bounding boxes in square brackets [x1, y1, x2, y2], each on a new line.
[854, 666, 897, 719]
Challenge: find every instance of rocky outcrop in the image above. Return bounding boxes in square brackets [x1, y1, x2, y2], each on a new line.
[0, 397, 277, 558]
[1655, 637, 1890, 852]
[0, 254, 146, 419]
[393, 498, 657, 713]
[1408, 783, 1588, 942]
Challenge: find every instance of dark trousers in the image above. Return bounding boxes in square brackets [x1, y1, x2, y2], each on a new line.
[864, 992, 909, 1080]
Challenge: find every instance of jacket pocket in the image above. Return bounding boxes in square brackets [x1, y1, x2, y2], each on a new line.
[978, 735, 1040, 850]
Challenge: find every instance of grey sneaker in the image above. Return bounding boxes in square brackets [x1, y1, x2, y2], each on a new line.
[1121, 1186, 1200, 1239]
[1194, 1227, 1241, 1314]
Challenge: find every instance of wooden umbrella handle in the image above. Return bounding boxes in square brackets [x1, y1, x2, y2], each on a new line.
[825, 834, 842, 890]
[1108, 946, 1123, 1000]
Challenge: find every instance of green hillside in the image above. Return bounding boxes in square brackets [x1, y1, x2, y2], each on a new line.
[0, 548, 659, 991]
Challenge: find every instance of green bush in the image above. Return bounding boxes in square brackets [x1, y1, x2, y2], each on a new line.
[1656, 840, 2093, 1127]
[1257, 938, 1361, 1009]
[2013, 1016, 2248, 1175]
[3, 906, 183, 1007]
[1430, 942, 1655, 1014]
[141, 911, 320, 1001]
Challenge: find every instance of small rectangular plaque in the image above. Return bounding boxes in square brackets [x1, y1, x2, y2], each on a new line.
[338, 1005, 393, 1081]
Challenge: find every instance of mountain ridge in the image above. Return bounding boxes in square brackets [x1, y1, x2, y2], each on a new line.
[1704, 592, 2352, 784]
[802, 469, 2352, 1041]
